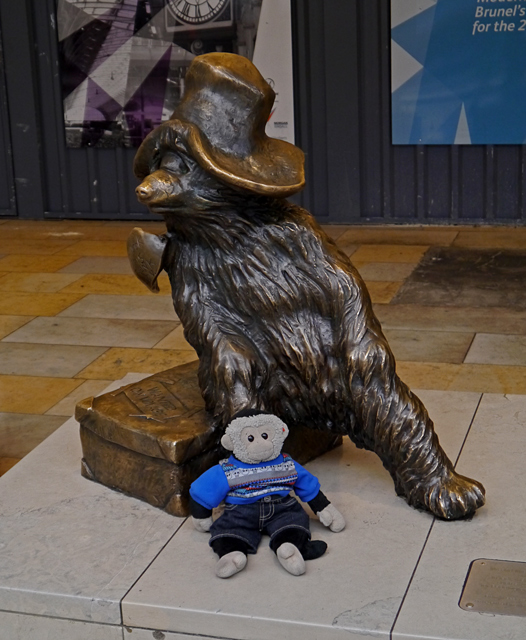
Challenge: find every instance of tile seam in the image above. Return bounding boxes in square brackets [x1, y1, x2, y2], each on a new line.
[390, 393, 484, 639]
[119, 519, 187, 627]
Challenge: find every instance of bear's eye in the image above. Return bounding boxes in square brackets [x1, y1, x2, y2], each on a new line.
[247, 435, 254, 442]
[151, 147, 161, 171]
[160, 151, 189, 175]
[261, 433, 268, 439]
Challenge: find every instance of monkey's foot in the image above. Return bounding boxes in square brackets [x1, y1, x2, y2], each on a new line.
[405, 469, 486, 520]
[277, 543, 306, 576]
[216, 551, 247, 578]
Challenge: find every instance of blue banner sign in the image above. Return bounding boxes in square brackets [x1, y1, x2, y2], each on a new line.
[391, 0, 526, 144]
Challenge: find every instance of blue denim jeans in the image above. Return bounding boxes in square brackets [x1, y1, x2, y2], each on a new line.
[209, 494, 311, 554]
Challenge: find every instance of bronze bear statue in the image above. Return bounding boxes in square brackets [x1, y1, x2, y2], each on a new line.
[129, 53, 485, 520]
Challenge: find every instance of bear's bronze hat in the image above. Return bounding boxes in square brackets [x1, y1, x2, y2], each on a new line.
[134, 52, 305, 198]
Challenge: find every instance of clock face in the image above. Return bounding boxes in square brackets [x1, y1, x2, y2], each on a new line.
[168, 0, 229, 25]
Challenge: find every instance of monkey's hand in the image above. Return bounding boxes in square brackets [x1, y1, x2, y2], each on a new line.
[192, 516, 213, 533]
[317, 504, 345, 532]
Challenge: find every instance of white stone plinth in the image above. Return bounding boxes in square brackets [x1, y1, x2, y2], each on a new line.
[0, 389, 524, 640]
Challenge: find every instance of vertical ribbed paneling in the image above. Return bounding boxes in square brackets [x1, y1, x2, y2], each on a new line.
[4, 0, 525, 222]
[293, 0, 526, 224]
[0, 16, 15, 216]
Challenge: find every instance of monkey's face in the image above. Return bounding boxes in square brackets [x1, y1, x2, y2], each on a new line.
[135, 146, 223, 215]
[221, 416, 289, 464]
[237, 425, 275, 463]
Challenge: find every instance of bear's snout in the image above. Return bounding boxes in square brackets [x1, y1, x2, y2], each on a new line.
[136, 182, 154, 203]
[135, 170, 180, 209]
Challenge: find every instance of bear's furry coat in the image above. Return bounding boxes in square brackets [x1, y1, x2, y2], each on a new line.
[156, 190, 484, 520]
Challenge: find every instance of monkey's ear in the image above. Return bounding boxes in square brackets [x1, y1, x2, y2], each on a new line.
[272, 421, 288, 452]
[221, 433, 234, 451]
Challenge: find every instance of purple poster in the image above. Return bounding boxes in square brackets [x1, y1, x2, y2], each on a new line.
[57, 0, 265, 147]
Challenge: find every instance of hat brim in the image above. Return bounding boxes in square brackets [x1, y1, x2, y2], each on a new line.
[134, 120, 305, 198]
[185, 123, 305, 198]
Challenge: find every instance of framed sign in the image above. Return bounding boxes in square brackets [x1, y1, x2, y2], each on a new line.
[391, 0, 526, 144]
[57, 0, 294, 148]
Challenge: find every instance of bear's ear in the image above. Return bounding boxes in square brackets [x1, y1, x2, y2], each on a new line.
[221, 433, 234, 451]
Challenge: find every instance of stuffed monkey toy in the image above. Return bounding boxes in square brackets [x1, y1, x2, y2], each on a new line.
[190, 410, 345, 578]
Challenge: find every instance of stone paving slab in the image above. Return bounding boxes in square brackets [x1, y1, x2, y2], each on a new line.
[392, 393, 526, 640]
[0, 375, 182, 626]
[0, 388, 522, 640]
[0, 610, 123, 640]
[121, 391, 481, 640]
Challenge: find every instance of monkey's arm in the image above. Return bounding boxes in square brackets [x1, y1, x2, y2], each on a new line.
[293, 462, 346, 533]
[189, 465, 230, 532]
[189, 496, 214, 532]
[315, 501, 346, 532]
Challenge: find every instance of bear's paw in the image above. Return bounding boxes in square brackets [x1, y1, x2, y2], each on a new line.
[408, 470, 485, 520]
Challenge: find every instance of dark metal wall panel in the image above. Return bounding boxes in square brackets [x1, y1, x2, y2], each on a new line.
[97, 150, 120, 215]
[425, 147, 451, 220]
[2, 0, 525, 223]
[324, 1, 361, 223]
[68, 152, 91, 214]
[0, 17, 15, 216]
[392, 147, 417, 220]
[292, 0, 526, 225]
[0, 0, 44, 218]
[291, 0, 329, 219]
[495, 147, 522, 221]
[357, 0, 384, 221]
[459, 147, 485, 221]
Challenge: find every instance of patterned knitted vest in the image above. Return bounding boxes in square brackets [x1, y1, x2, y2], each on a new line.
[221, 454, 298, 500]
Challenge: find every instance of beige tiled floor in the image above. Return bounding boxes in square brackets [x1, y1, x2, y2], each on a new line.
[0, 220, 525, 476]
[4, 316, 176, 348]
